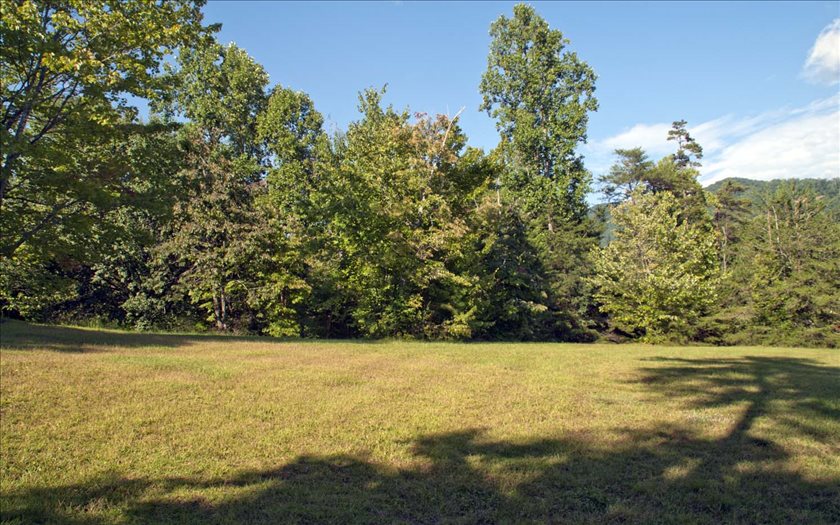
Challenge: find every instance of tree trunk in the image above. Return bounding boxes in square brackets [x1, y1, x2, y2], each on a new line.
[213, 293, 228, 331]
[721, 225, 728, 273]
[220, 290, 228, 331]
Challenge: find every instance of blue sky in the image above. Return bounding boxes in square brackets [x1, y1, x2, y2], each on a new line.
[201, 1, 840, 186]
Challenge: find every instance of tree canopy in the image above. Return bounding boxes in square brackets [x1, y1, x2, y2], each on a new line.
[2, 1, 837, 347]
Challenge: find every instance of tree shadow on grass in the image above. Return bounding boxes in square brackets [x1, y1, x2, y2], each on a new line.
[3, 357, 838, 524]
[0, 320, 283, 352]
[0, 320, 413, 353]
[637, 355, 840, 443]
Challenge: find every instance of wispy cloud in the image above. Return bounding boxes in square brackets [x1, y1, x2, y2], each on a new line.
[583, 125, 667, 177]
[585, 94, 839, 186]
[701, 99, 839, 184]
[599, 123, 673, 156]
[803, 18, 840, 85]
[584, 20, 840, 190]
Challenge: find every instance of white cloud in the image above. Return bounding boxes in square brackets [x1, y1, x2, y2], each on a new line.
[701, 104, 839, 185]
[584, 20, 840, 194]
[803, 19, 840, 85]
[600, 122, 674, 156]
[584, 112, 788, 175]
[583, 124, 671, 177]
[586, 94, 840, 187]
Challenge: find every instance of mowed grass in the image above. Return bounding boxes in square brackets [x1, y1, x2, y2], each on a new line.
[1, 321, 838, 524]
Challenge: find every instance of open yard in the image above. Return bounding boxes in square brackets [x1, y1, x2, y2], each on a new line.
[1, 320, 838, 524]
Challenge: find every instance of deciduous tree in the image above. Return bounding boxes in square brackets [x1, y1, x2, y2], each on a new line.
[479, 4, 601, 339]
[591, 190, 719, 342]
[1, 0, 207, 259]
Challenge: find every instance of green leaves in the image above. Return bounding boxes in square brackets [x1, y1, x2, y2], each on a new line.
[6, 1, 833, 346]
[1, 0, 208, 260]
[743, 185, 840, 333]
[699, 182, 840, 347]
[478, 4, 601, 339]
[149, 42, 271, 332]
[317, 88, 488, 339]
[667, 120, 704, 169]
[170, 42, 269, 157]
[480, 3, 598, 186]
[591, 190, 720, 342]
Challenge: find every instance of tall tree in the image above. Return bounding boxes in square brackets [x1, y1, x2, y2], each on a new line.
[702, 182, 840, 347]
[466, 195, 554, 340]
[0, 119, 192, 323]
[63, 121, 192, 329]
[251, 86, 330, 336]
[160, 42, 269, 331]
[742, 184, 839, 341]
[711, 180, 750, 273]
[479, 4, 601, 339]
[320, 88, 488, 338]
[600, 122, 708, 224]
[480, 3, 598, 217]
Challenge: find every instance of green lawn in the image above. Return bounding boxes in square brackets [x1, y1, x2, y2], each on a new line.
[1, 320, 838, 524]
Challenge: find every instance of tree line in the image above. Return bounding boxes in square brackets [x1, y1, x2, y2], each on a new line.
[2, 1, 838, 346]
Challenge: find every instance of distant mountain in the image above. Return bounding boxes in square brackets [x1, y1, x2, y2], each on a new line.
[705, 177, 840, 212]
[592, 177, 840, 245]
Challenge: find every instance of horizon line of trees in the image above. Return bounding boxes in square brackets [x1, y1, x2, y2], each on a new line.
[2, 1, 838, 347]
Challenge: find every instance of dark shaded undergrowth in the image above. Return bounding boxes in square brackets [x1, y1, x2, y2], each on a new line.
[0, 320, 268, 352]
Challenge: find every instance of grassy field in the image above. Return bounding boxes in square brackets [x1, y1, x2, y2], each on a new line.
[1, 320, 838, 524]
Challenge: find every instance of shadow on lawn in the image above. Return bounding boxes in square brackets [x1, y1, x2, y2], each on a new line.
[0, 320, 270, 352]
[3, 357, 839, 524]
[0, 320, 400, 353]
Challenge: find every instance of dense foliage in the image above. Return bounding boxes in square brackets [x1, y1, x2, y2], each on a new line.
[2, 2, 837, 346]
[590, 190, 719, 342]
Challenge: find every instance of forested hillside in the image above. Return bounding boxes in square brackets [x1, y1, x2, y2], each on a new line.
[2, 1, 838, 346]
[707, 177, 840, 211]
[707, 177, 840, 196]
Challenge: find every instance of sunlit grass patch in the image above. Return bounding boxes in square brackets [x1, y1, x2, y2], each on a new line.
[1, 320, 838, 524]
